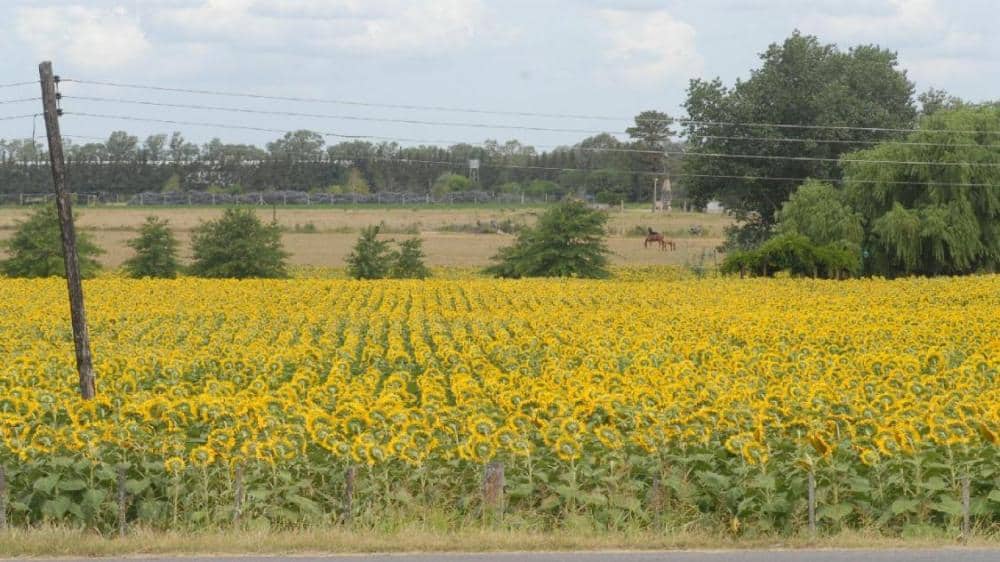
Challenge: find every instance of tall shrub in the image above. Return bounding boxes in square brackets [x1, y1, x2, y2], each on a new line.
[189, 208, 288, 278]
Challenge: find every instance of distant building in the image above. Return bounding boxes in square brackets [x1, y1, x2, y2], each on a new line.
[706, 200, 725, 214]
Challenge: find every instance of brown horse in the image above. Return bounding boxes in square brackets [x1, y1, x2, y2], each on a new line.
[644, 229, 676, 251]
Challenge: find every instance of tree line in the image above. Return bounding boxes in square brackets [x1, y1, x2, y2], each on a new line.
[0, 124, 686, 205]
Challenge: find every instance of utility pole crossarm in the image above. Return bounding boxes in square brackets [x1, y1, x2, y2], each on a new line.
[38, 61, 96, 400]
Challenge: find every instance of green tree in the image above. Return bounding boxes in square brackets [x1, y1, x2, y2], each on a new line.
[0, 205, 103, 278]
[843, 106, 1000, 276]
[389, 238, 430, 279]
[346, 225, 393, 279]
[266, 130, 325, 162]
[776, 180, 863, 246]
[189, 208, 289, 278]
[682, 32, 916, 243]
[346, 168, 370, 195]
[626, 110, 674, 200]
[432, 172, 473, 198]
[123, 216, 181, 278]
[485, 200, 610, 278]
[721, 233, 860, 279]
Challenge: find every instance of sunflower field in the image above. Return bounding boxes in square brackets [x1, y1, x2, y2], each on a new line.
[0, 275, 997, 536]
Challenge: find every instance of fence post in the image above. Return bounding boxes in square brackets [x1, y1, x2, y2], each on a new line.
[808, 468, 817, 538]
[139, 193, 144, 206]
[648, 476, 665, 526]
[343, 465, 357, 525]
[117, 465, 128, 538]
[233, 463, 244, 525]
[0, 464, 7, 530]
[483, 461, 505, 524]
[961, 474, 971, 541]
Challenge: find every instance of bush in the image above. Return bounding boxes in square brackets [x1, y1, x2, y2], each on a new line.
[346, 225, 393, 279]
[389, 238, 430, 279]
[485, 200, 611, 278]
[123, 216, 180, 279]
[720, 233, 860, 279]
[189, 208, 289, 278]
[347, 226, 431, 279]
[0, 205, 103, 278]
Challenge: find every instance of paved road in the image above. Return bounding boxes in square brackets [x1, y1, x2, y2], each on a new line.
[18, 552, 999, 562]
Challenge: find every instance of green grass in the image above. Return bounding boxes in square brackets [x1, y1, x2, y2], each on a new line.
[0, 526, 995, 557]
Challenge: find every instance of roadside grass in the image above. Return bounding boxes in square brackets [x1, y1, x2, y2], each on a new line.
[1, 526, 997, 557]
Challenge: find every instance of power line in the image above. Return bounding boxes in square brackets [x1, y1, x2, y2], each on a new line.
[0, 81, 37, 89]
[62, 78, 625, 122]
[694, 134, 989, 149]
[64, 95, 996, 150]
[0, 97, 39, 105]
[65, 111, 1000, 169]
[64, 95, 624, 135]
[0, 113, 39, 122]
[63, 76, 1000, 136]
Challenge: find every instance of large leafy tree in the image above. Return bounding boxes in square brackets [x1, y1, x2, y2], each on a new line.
[189, 208, 289, 278]
[843, 105, 1000, 276]
[0, 205, 103, 278]
[485, 200, 610, 278]
[681, 32, 915, 247]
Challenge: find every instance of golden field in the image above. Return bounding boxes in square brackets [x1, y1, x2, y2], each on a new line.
[0, 274, 997, 535]
[0, 207, 730, 268]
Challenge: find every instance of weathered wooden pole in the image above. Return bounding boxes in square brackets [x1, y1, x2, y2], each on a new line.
[343, 465, 357, 525]
[38, 61, 96, 400]
[807, 468, 817, 537]
[961, 475, 971, 541]
[0, 464, 7, 530]
[233, 463, 245, 525]
[117, 465, 127, 537]
[483, 461, 505, 524]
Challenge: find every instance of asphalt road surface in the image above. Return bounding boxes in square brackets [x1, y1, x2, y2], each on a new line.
[14, 552, 999, 562]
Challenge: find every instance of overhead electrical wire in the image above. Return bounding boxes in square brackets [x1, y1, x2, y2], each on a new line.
[63, 94, 1000, 150]
[0, 97, 40, 105]
[63, 77, 1000, 136]
[62, 78, 625, 121]
[63, 95, 624, 135]
[0, 81, 37, 89]
[0, 113, 39, 122]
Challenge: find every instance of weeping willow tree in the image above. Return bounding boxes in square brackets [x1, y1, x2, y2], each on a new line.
[842, 105, 1000, 276]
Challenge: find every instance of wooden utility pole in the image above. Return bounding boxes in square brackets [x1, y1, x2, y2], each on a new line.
[38, 61, 96, 399]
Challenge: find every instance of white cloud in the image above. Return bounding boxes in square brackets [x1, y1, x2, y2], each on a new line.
[800, 0, 942, 43]
[597, 8, 702, 86]
[798, 0, 989, 87]
[157, 0, 486, 56]
[15, 5, 150, 70]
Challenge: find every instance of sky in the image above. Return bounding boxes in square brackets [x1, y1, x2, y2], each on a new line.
[2, 0, 998, 150]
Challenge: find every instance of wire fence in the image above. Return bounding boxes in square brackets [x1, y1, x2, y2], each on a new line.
[0, 190, 571, 207]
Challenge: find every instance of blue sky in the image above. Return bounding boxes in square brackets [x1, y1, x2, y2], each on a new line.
[2, 0, 998, 149]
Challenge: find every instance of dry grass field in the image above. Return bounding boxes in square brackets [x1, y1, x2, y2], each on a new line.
[0, 206, 730, 268]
